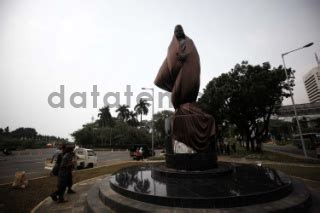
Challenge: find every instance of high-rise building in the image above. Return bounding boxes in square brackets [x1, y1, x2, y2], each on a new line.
[303, 66, 320, 103]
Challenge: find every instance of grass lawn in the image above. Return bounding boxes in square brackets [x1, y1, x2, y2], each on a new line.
[150, 147, 317, 164]
[229, 146, 317, 164]
[0, 161, 143, 213]
[264, 163, 320, 182]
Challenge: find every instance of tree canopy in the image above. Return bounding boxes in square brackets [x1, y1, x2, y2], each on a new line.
[10, 127, 37, 139]
[98, 106, 114, 127]
[0, 126, 67, 149]
[72, 106, 152, 148]
[71, 119, 151, 148]
[199, 61, 294, 151]
[134, 99, 150, 122]
[116, 105, 130, 121]
[154, 110, 174, 139]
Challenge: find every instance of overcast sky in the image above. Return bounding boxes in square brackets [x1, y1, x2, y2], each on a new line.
[1, 0, 319, 140]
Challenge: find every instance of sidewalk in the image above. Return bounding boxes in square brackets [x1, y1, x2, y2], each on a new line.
[32, 175, 109, 213]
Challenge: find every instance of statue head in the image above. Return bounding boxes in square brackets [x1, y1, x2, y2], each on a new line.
[174, 25, 185, 40]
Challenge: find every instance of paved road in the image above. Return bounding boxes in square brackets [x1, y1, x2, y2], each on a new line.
[263, 143, 318, 158]
[0, 148, 131, 184]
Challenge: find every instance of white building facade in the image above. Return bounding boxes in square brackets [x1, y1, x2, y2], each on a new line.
[303, 66, 320, 103]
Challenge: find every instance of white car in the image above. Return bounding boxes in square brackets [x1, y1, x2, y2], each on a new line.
[74, 148, 98, 169]
[44, 148, 98, 171]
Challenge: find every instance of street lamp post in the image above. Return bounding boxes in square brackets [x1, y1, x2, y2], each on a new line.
[281, 42, 313, 158]
[142, 87, 155, 156]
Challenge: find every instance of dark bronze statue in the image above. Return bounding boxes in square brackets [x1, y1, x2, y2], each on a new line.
[154, 25, 215, 152]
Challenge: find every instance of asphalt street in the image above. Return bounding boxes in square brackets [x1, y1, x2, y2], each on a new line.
[0, 148, 131, 184]
[0, 144, 317, 185]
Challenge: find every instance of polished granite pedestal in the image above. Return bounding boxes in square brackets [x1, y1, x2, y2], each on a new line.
[86, 162, 312, 212]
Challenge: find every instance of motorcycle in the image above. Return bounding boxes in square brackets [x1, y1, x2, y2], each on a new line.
[2, 148, 12, 155]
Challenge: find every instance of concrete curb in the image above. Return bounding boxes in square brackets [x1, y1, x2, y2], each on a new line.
[30, 197, 51, 213]
[30, 174, 110, 213]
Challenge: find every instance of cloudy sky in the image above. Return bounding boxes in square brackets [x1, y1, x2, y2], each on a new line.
[0, 0, 319, 139]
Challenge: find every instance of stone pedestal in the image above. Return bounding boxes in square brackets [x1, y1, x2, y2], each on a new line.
[86, 164, 312, 212]
[165, 153, 217, 170]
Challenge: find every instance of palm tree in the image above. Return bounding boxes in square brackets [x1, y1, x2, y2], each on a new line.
[127, 111, 139, 126]
[116, 105, 130, 121]
[134, 99, 151, 123]
[154, 110, 174, 138]
[98, 106, 113, 127]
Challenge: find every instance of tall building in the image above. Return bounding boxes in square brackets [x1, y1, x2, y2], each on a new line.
[303, 66, 320, 103]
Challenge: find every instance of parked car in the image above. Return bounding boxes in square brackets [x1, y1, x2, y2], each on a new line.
[129, 144, 153, 160]
[159, 149, 166, 157]
[44, 147, 98, 171]
[74, 148, 98, 169]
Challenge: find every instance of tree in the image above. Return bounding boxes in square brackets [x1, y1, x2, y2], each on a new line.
[94, 127, 112, 147]
[98, 106, 114, 127]
[11, 127, 37, 139]
[127, 111, 139, 127]
[198, 73, 231, 138]
[111, 121, 151, 148]
[269, 119, 293, 142]
[291, 117, 320, 133]
[71, 123, 97, 148]
[154, 110, 174, 139]
[134, 99, 151, 123]
[4, 126, 9, 136]
[116, 105, 130, 121]
[199, 61, 294, 152]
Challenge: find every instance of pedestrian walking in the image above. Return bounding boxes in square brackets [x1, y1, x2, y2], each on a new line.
[50, 145, 74, 202]
[67, 149, 76, 194]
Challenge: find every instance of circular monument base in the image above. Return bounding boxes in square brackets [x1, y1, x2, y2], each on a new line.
[166, 153, 217, 171]
[152, 162, 233, 179]
[86, 163, 312, 212]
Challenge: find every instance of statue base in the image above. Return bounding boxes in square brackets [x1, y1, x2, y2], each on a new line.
[86, 164, 312, 212]
[166, 153, 217, 170]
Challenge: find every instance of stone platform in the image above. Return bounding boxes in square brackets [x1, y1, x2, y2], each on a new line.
[165, 153, 217, 170]
[86, 163, 312, 212]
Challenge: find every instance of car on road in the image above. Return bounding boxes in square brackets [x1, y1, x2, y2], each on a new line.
[129, 144, 153, 160]
[2, 148, 12, 155]
[74, 148, 98, 169]
[45, 148, 98, 171]
[159, 149, 166, 157]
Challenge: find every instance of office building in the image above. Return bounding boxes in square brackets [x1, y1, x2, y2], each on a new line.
[303, 66, 320, 103]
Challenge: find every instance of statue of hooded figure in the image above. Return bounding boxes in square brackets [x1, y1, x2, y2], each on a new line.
[154, 25, 215, 152]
